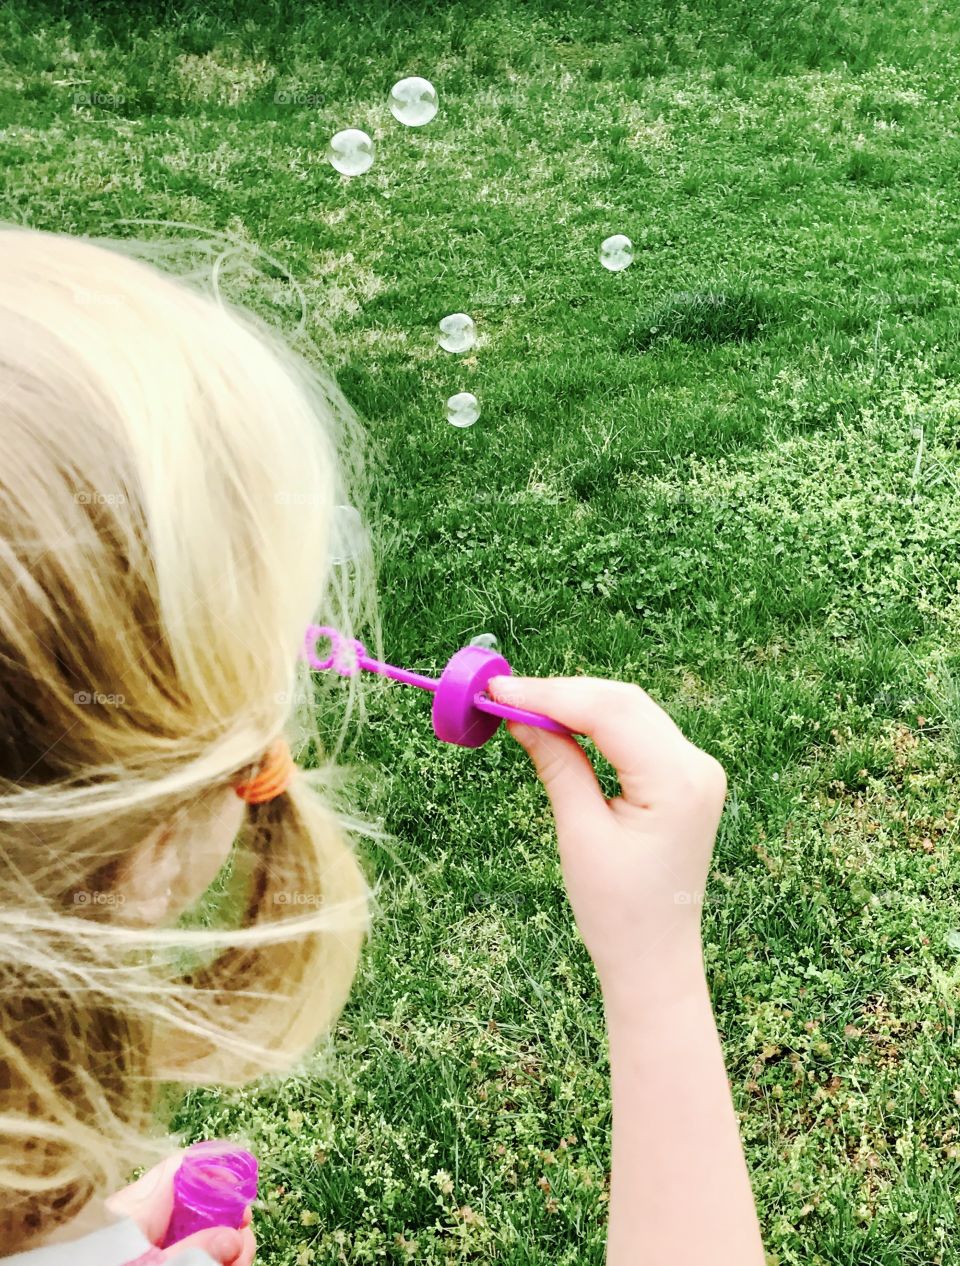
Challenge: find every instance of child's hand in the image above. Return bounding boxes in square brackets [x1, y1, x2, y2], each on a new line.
[487, 675, 728, 1005]
[105, 1152, 256, 1265]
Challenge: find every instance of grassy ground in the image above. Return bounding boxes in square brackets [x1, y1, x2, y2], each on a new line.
[5, 0, 960, 1261]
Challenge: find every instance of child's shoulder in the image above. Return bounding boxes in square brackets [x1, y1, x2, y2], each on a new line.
[0, 1216, 216, 1265]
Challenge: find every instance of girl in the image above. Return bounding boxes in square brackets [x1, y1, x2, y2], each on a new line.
[0, 227, 765, 1265]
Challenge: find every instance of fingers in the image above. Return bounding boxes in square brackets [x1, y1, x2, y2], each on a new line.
[491, 675, 691, 806]
[104, 1152, 182, 1243]
[235, 1226, 257, 1266]
[505, 723, 607, 829]
[162, 1227, 246, 1265]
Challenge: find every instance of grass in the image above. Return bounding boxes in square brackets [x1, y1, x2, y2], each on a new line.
[4, 0, 960, 1261]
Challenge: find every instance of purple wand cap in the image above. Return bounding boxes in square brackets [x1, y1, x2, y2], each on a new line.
[432, 644, 511, 747]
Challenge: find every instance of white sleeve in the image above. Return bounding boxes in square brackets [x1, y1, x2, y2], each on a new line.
[0, 1216, 217, 1265]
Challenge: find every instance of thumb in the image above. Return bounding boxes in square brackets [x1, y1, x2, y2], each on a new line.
[505, 721, 607, 831]
[162, 1227, 243, 1264]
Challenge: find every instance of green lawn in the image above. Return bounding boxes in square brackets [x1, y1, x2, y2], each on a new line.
[5, 0, 960, 1261]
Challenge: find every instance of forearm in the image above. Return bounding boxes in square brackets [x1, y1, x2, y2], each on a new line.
[603, 962, 765, 1266]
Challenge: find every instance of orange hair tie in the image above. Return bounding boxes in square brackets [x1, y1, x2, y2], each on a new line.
[234, 738, 295, 805]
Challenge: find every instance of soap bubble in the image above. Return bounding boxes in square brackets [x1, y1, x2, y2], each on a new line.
[330, 505, 364, 563]
[600, 234, 633, 272]
[446, 392, 480, 428]
[469, 633, 499, 651]
[389, 77, 438, 127]
[327, 129, 374, 176]
[438, 313, 476, 353]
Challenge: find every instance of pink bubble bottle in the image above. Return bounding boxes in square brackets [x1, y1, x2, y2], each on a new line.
[160, 1141, 258, 1249]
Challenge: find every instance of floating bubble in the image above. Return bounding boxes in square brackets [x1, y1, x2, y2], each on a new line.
[389, 77, 438, 127]
[327, 129, 374, 176]
[446, 392, 480, 428]
[437, 313, 476, 353]
[600, 234, 633, 272]
[469, 633, 499, 651]
[330, 504, 364, 563]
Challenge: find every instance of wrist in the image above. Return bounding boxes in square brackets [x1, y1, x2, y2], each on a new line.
[599, 940, 710, 1026]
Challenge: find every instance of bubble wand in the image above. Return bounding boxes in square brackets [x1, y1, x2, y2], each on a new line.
[304, 625, 578, 748]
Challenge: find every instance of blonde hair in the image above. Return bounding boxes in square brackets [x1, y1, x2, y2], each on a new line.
[0, 225, 382, 1246]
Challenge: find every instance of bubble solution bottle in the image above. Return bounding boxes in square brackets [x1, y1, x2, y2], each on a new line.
[160, 1141, 259, 1249]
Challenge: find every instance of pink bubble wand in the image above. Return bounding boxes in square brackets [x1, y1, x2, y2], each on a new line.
[303, 625, 577, 748]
